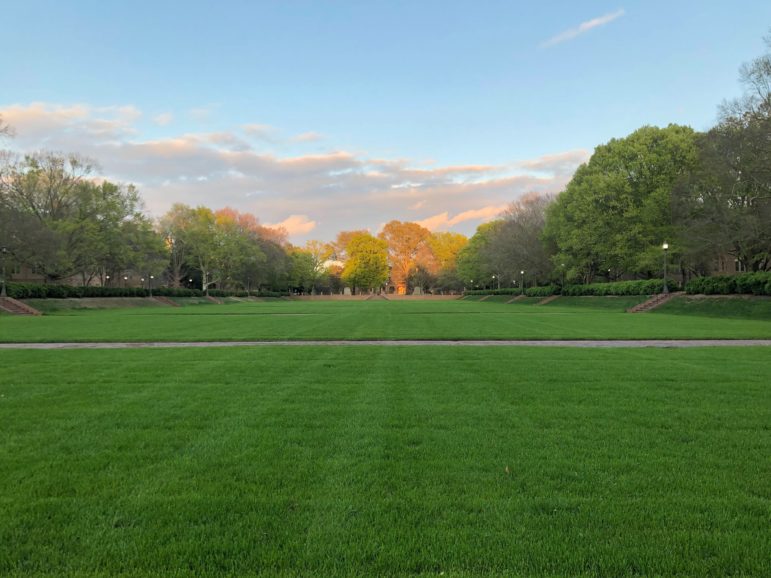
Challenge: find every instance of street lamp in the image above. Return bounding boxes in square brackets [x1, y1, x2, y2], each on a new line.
[105, 274, 110, 287]
[1, 246, 8, 298]
[560, 263, 565, 291]
[123, 275, 128, 288]
[492, 274, 499, 290]
[520, 270, 525, 296]
[149, 275, 154, 297]
[662, 242, 669, 294]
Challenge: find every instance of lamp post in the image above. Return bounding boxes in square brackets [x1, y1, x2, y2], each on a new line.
[105, 274, 110, 287]
[662, 242, 669, 294]
[520, 270, 525, 296]
[1, 246, 8, 298]
[149, 275, 154, 297]
[123, 275, 128, 288]
[492, 274, 499, 290]
[560, 263, 565, 292]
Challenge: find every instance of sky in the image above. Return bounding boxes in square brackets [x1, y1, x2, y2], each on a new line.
[1, 0, 770, 243]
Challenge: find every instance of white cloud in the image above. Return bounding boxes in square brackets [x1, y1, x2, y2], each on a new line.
[266, 214, 317, 236]
[292, 131, 323, 143]
[416, 204, 508, 231]
[243, 123, 276, 141]
[517, 149, 590, 176]
[154, 112, 173, 126]
[0, 102, 586, 242]
[541, 9, 625, 48]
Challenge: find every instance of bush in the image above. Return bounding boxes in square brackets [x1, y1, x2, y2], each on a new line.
[257, 290, 289, 297]
[560, 279, 673, 296]
[686, 272, 771, 295]
[4, 283, 208, 299]
[525, 285, 559, 297]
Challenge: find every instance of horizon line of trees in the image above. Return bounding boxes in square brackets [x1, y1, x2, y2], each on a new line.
[1, 35, 768, 294]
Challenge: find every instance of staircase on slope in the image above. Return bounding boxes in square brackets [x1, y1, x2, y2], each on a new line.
[0, 296, 42, 316]
[151, 296, 181, 307]
[627, 291, 684, 313]
[537, 295, 560, 305]
[366, 294, 389, 300]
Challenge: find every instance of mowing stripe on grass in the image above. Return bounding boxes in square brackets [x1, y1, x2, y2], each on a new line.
[1, 339, 771, 349]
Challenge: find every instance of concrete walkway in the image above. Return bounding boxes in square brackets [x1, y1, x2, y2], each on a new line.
[1, 339, 770, 349]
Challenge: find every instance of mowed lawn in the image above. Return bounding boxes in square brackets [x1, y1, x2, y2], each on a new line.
[2, 298, 771, 342]
[1, 346, 769, 577]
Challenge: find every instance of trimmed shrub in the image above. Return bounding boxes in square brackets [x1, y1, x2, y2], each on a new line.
[560, 279, 673, 296]
[525, 285, 559, 297]
[686, 272, 771, 295]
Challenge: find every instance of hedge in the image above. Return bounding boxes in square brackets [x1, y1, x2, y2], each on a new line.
[685, 272, 771, 295]
[560, 279, 674, 296]
[465, 279, 672, 297]
[525, 285, 560, 297]
[3, 283, 280, 300]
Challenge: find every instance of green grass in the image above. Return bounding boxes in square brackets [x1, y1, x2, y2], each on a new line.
[24, 297, 168, 313]
[543, 296, 648, 311]
[1, 346, 768, 577]
[2, 299, 771, 342]
[655, 295, 771, 319]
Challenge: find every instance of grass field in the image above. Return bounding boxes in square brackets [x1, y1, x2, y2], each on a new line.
[2, 297, 771, 342]
[1, 346, 769, 577]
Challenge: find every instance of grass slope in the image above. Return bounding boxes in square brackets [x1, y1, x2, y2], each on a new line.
[1, 346, 768, 577]
[1, 299, 771, 342]
[655, 295, 771, 319]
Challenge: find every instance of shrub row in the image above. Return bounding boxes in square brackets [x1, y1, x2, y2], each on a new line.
[6, 283, 155, 299]
[465, 279, 671, 297]
[4, 283, 290, 300]
[685, 272, 771, 295]
[525, 285, 560, 297]
[465, 288, 521, 296]
[560, 279, 674, 296]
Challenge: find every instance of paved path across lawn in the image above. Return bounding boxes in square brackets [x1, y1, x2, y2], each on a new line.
[1, 339, 771, 349]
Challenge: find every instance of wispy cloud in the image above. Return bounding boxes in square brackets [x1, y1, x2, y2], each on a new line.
[416, 205, 508, 231]
[291, 131, 323, 143]
[153, 112, 173, 126]
[541, 9, 625, 48]
[266, 214, 317, 236]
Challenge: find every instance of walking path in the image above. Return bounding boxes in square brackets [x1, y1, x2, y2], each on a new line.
[1, 339, 770, 349]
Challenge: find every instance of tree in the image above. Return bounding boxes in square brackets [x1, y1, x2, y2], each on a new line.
[544, 125, 698, 281]
[341, 232, 389, 293]
[674, 35, 771, 273]
[378, 220, 433, 292]
[486, 193, 555, 285]
[295, 240, 334, 293]
[332, 229, 368, 262]
[456, 221, 504, 288]
[0, 115, 13, 139]
[0, 152, 160, 283]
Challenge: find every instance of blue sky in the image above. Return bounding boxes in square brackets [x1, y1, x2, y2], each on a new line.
[2, 1, 769, 241]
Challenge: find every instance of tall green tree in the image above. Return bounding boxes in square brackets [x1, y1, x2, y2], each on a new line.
[544, 125, 698, 281]
[0, 152, 161, 283]
[341, 232, 388, 293]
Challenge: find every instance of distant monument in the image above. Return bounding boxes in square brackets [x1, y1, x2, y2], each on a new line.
[412, 286, 423, 295]
[343, 287, 352, 295]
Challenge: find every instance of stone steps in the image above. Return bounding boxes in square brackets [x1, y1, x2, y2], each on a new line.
[151, 296, 181, 307]
[537, 295, 560, 305]
[628, 291, 684, 313]
[0, 297, 42, 316]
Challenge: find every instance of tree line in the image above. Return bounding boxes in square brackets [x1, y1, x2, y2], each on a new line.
[458, 36, 770, 289]
[1, 36, 769, 294]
